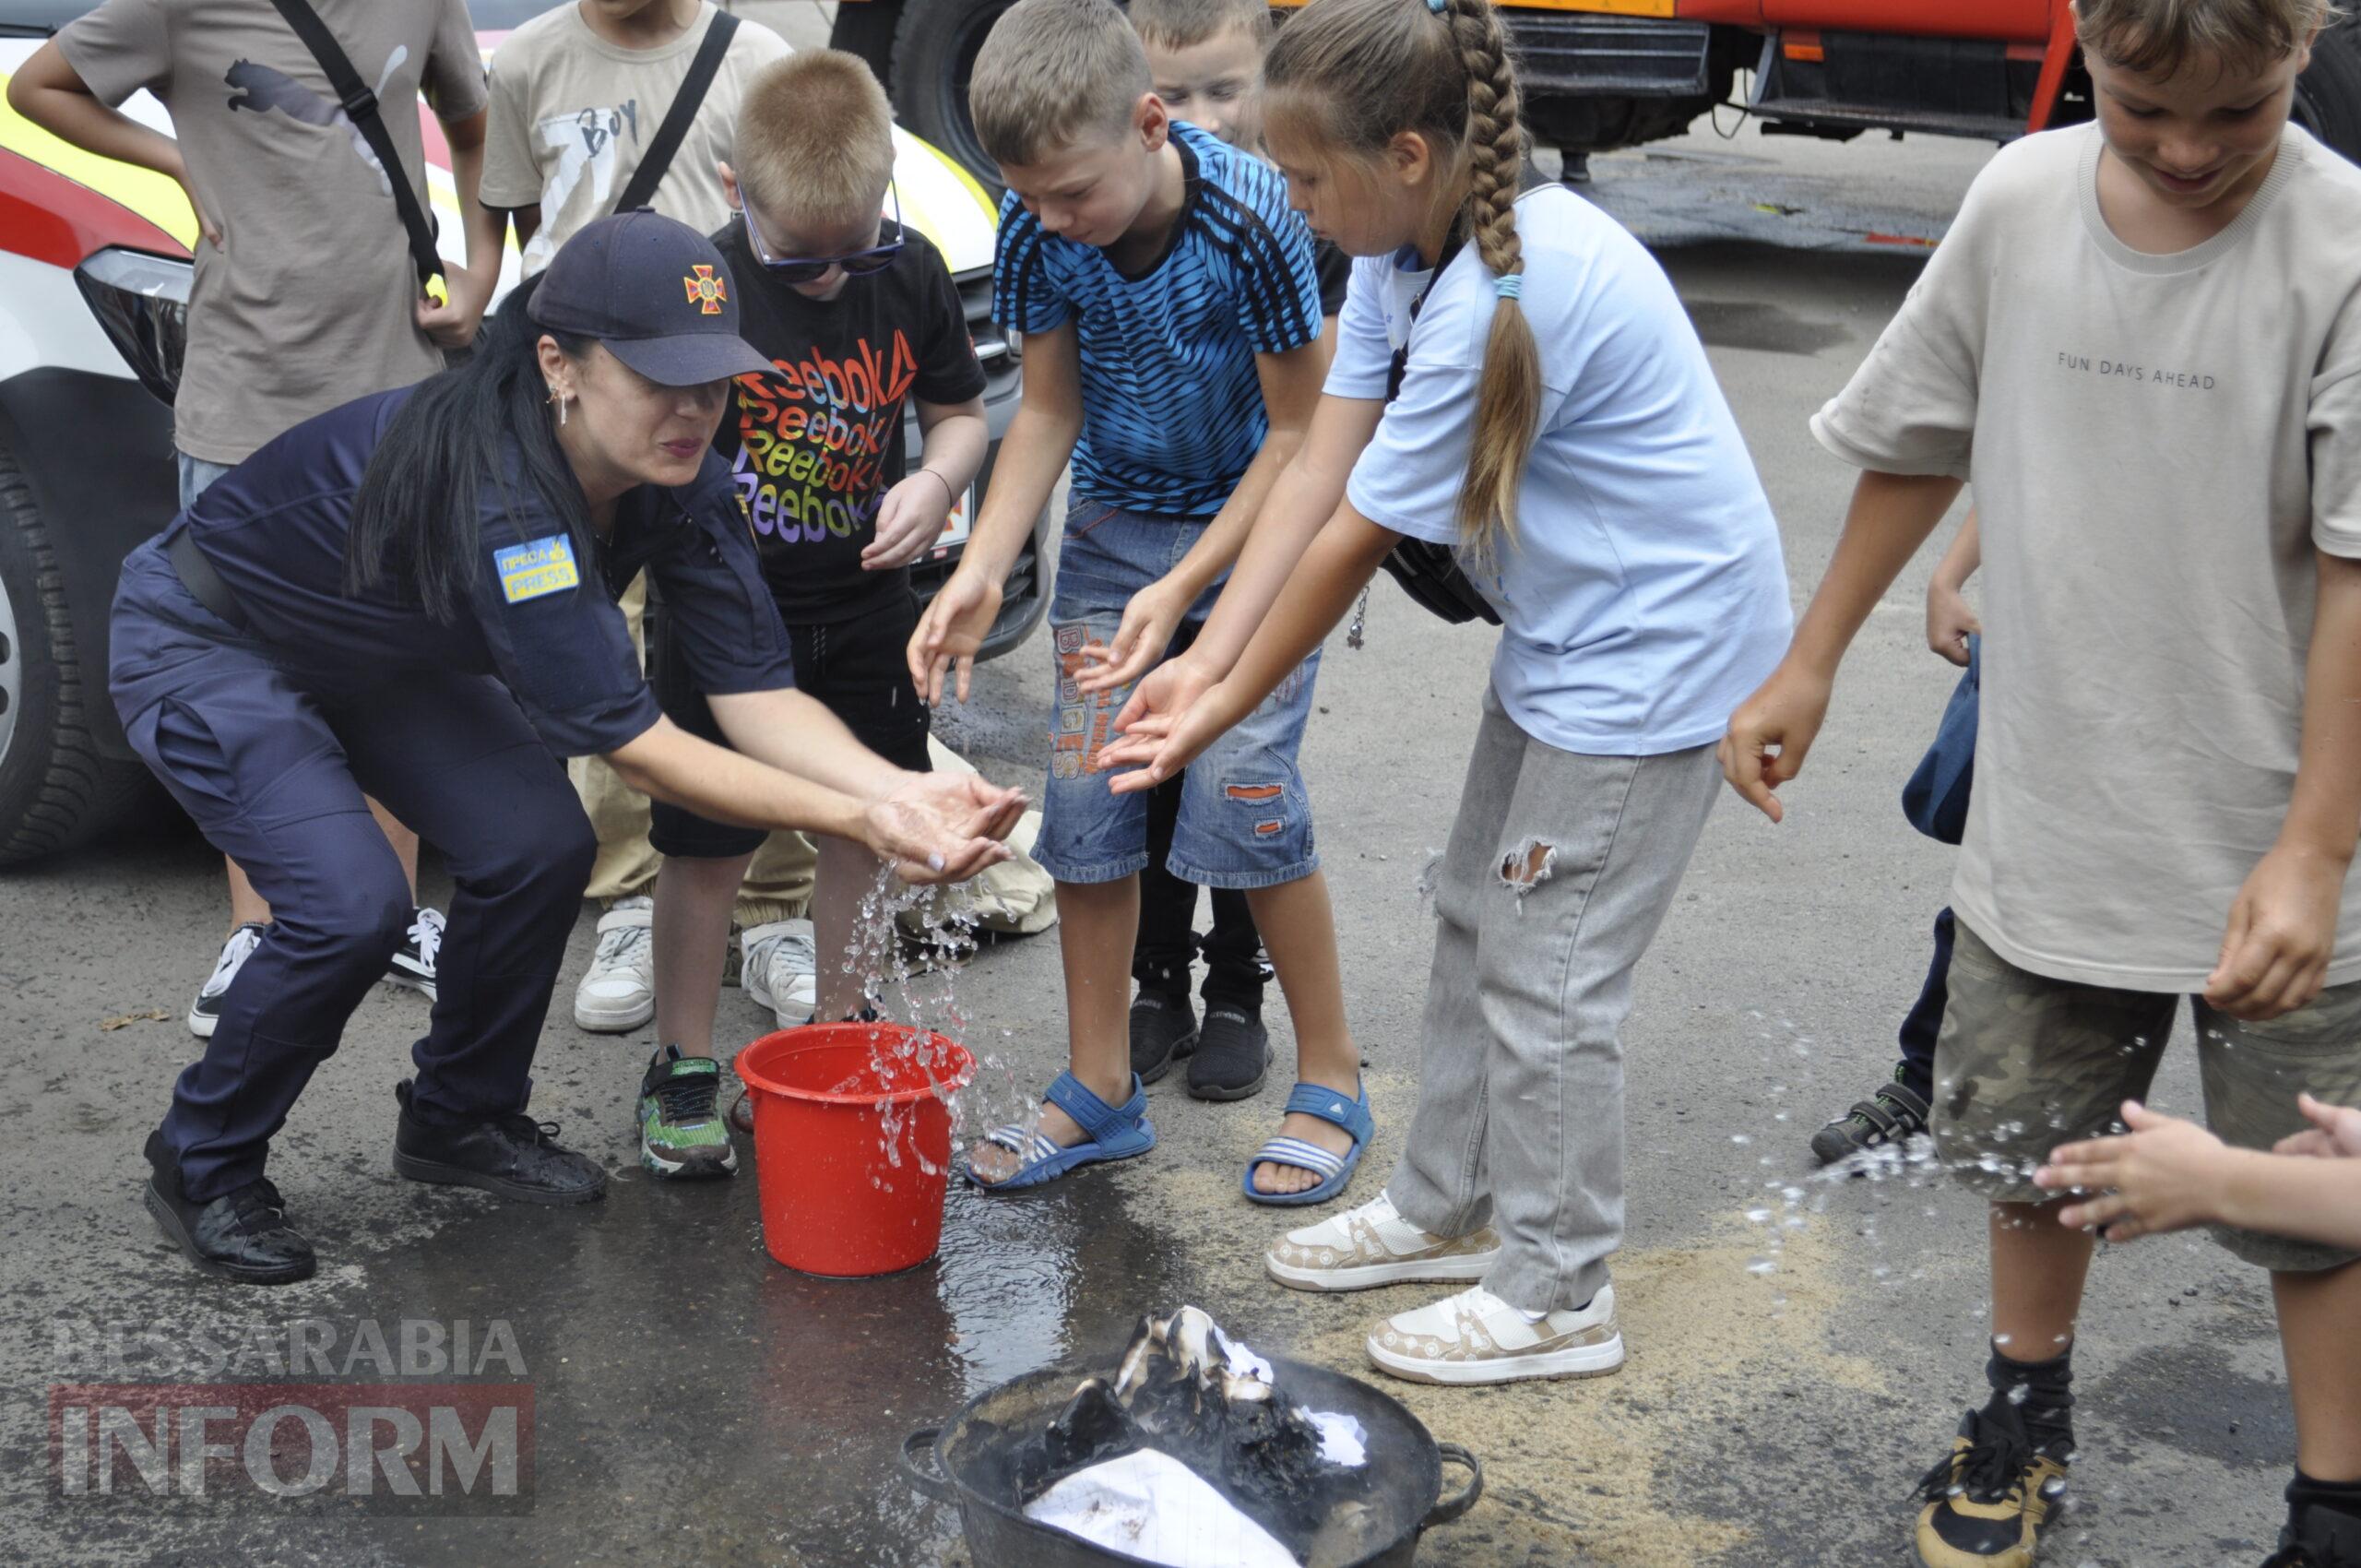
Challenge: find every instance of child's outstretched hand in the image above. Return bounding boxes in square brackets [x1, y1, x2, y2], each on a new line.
[1076, 576, 1192, 695]
[2034, 1099, 2235, 1242]
[2205, 843, 2341, 1021]
[2275, 1092, 2361, 1159]
[908, 570, 1002, 707]
[1095, 659, 1225, 793]
[1716, 665, 1833, 823]
[865, 471, 955, 572]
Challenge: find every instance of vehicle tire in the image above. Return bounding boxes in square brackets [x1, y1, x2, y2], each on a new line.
[0, 445, 159, 866]
[1525, 80, 1729, 157]
[889, 0, 1022, 190]
[827, 0, 905, 91]
[2294, 18, 2361, 166]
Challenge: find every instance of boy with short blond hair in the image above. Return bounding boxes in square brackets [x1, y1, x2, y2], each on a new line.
[912, 0, 1367, 1203]
[1722, 2, 2361, 1564]
[624, 48, 991, 1178]
[1129, 0, 1270, 149]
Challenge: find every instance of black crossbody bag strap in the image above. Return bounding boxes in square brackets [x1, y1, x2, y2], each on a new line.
[264, 0, 444, 290]
[612, 10, 739, 215]
[1375, 225, 1503, 628]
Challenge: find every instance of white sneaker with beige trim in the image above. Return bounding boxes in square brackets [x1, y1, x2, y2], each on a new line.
[1366, 1284, 1625, 1386]
[1264, 1191, 1501, 1292]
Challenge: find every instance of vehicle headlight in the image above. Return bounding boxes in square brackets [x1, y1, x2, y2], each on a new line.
[73, 247, 191, 406]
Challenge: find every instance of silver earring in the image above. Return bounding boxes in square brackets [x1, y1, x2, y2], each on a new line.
[547, 385, 567, 425]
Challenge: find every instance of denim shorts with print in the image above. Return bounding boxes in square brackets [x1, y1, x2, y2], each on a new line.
[1933, 919, 2361, 1273]
[1037, 498, 1322, 889]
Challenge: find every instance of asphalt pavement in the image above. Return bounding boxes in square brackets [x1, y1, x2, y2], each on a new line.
[0, 116, 2303, 1568]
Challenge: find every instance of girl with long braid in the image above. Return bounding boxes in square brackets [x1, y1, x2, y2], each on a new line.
[1097, 0, 1791, 1384]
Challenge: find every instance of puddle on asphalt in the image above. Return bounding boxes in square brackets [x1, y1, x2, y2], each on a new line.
[325, 1155, 1197, 1567]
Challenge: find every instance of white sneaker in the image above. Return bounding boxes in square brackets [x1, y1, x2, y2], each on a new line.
[1366, 1283, 1625, 1386]
[740, 919, 818, 1028]
[387, 906, 444, 1000]
[1264, 1190, 1501, 1292]
[188, 922, 267, 1039]
[573, 896, 654, 1032]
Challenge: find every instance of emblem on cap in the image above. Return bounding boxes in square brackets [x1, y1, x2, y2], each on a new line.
[683, 264, 727, 315]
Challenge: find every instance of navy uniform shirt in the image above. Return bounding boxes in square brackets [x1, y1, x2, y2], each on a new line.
[179, 386, 793, 756]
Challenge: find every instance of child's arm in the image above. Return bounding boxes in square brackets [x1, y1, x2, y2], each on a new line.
[1927, 507, 1981, 667]
[1094, 392, 1386, 742]
[2203, 552, 2361, 1021]
[416, 107, 494, 349]
[908, 321, 1083, 705]
[1719, 470, 1964, 822]
[2035, 1098, 2361, 1251]
[1099, 497, 1399, 792]
[1075, 340, 1329, 692]
[864, 394, 988, 572]
[6, 40, 220, 246]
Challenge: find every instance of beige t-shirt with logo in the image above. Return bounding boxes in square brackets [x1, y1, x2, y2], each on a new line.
[1813, 123, 2361, 992]
[480, 2, 789, 277]
[58, 0, 486, 465]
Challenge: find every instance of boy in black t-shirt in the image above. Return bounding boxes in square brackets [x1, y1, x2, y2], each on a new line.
[633, 50, 989, 1176]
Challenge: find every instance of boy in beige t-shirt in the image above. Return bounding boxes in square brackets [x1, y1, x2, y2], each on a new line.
[474, 0, 811, 1038]
[1721, 2, 2361, 1565]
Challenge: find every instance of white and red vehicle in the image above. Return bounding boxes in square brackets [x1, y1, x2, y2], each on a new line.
[0, 0, 1040, 865]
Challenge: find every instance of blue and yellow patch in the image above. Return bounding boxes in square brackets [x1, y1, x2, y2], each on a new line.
[493, 535, 580, 603]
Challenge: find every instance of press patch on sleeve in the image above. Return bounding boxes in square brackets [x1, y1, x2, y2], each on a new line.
[1226, 783, 1285, 802]
[493, 535, 581, 603]
[1254, 819, 1285, 837]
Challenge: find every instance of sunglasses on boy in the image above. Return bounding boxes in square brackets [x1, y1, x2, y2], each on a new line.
[739, 182, 905, 285]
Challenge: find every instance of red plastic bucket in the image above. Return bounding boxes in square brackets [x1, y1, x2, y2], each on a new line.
[734, 1022, 975, 1277]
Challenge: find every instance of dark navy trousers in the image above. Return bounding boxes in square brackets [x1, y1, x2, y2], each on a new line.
[112, 541, 595, 1203]
[1895, 906, 1955, 1103]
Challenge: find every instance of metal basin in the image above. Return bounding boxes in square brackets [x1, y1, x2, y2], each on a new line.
[899, 1355, 1483, 1568]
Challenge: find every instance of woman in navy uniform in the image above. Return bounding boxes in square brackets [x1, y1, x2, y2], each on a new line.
[109, 212, 1023, 1285]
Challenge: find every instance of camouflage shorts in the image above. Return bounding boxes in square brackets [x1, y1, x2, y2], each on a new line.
[1934, 921, 2361, 1273]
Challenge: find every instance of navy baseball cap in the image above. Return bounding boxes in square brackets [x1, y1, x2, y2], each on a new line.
[528, 209, 776, 386]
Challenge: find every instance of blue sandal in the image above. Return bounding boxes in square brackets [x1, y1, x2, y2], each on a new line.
[967, 1071, 1156, 1194]
[1242, 1081, 1373, 1207]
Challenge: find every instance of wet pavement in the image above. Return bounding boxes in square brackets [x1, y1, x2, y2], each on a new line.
[0, 121, 2314, 1568]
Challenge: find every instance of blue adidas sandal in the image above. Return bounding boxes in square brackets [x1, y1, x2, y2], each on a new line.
[967, 1070, 1156, 1194]
[1242, 1081, 1373, 1207]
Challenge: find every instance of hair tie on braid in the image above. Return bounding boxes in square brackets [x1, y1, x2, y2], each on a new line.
[1494, 273, 1522, 300]
[1424, 0, 1447, 13]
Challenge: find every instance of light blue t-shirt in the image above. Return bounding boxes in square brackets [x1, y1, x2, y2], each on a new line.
[1332, 184, 1791, 756]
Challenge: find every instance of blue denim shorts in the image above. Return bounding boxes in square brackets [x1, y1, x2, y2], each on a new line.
[1036, 498, 1321, 889]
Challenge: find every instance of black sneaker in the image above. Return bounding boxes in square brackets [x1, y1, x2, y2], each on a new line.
[1811, 1073, 1931, 1165]
[2264, 1491, 2361, 1566]
[188, 922, 267, 1039]
[142, 1130, 315, 1285]
[392, 1081, 606, 1205]
[1914, 1394, 2071, 1568]
[386, 907, 444, 1000]
[1187, 1004, 1272, 1101]
[1130, 990, 1199, 1085]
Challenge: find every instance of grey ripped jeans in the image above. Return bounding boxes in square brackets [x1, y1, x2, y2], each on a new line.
[1386, 686, 1721, 1313]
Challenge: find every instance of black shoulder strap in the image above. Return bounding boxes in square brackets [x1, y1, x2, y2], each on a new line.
[264, 0, 444, 291]
[612, 10, 739, 216]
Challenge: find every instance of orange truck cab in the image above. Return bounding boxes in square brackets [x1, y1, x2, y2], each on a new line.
[834, 0, 2361, 184]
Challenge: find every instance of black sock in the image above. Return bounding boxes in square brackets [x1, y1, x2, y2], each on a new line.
[2287, 1472, 2361, 1554]
[1986, 1341, 2075, 1453]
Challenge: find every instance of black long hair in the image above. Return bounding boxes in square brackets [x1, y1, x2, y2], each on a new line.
[346, 275, 594, 622]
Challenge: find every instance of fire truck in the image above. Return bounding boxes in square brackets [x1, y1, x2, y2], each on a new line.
[832, 0, 2361, 184]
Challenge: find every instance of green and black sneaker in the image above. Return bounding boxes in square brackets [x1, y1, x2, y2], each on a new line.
[1811, 1066, 1932, 1165]
[1914, 1392, 2072, 1568]
[638, 1046, 738, 1180]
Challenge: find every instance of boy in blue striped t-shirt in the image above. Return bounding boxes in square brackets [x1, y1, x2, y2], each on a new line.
[910, 0, 1372, 1203]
